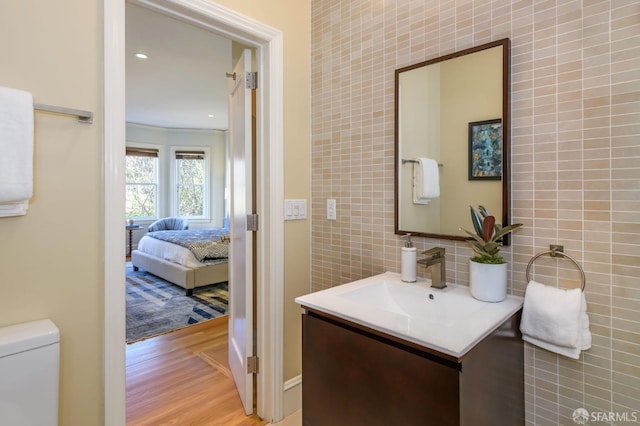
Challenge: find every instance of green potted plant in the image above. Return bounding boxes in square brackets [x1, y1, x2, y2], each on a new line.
[460, 205, 523, 302]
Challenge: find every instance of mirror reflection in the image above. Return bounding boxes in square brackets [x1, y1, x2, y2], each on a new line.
[395, 39, 510, 241]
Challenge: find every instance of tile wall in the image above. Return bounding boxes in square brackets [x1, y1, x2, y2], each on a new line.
[310, 0, 639, 424]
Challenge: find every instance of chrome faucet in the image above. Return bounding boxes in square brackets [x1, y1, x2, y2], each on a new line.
[419, 247, 447, 289]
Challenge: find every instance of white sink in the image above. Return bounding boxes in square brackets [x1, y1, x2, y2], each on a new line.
[295, 272, 523, 358]
[339, 280, 485, 327]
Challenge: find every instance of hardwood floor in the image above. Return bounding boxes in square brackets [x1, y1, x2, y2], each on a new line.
[126, 316, 268, 426]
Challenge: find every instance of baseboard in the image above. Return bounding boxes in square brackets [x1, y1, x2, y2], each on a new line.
[283, 375, 302, 417]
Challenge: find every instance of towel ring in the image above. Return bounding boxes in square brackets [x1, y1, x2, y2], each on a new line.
[526, 245, 586, 292]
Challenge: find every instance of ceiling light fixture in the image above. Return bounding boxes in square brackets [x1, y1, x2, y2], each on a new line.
[208, 114, 215, 118]
[135, 53, 148, 59]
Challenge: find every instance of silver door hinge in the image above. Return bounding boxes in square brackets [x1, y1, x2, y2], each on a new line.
[247, 213, 259, 232]
[246, 72, 257, 90]
[247, 355, 259, 374]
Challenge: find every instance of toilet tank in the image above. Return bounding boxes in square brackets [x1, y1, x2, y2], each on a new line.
[0, 319, 60, 426]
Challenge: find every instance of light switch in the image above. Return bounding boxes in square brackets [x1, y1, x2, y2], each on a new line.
[327, 199, 336, 220]
[284, 199, 307, 220]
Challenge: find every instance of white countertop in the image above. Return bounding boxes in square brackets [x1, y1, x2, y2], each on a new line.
[295, 272, 523, 358]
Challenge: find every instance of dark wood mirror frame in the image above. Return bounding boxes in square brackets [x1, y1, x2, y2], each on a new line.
[394, 38, 511, 244]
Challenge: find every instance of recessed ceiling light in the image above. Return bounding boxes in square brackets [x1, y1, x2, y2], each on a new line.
[135, 53, 148, 59]
[208, 114, 215, 118]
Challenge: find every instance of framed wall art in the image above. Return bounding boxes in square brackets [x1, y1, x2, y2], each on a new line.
[468, 118, 502, 180]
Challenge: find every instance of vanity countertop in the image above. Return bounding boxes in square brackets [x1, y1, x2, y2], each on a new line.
[295, 271, 523, 358]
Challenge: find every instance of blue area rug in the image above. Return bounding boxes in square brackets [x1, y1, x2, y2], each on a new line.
[126, 263, 228, 343]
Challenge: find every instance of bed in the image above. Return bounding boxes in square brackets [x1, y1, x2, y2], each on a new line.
[131, 227, 229, 295]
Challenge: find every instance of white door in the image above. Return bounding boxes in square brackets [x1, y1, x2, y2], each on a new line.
[228, 49, 255, 415]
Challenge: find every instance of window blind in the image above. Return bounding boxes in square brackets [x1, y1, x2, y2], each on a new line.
[126, 147, 159, 158]
[175, 150, 205, 160]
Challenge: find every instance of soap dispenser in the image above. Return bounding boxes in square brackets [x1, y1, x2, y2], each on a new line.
[401, 233, 417, 282]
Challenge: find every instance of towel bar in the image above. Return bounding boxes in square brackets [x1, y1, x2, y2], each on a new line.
[401, 159, 443, 167]
[525, 245, 586, 292]
[34, 103, 93, 124]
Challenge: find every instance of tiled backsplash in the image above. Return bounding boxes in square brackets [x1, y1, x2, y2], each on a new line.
[311, 0, 639, 424]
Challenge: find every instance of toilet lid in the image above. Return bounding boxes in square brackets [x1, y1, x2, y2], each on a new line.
[0, 319, 59, 358]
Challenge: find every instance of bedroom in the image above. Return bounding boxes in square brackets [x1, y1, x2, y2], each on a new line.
[125, 129, 231, 341]
[123, 3, 260, 423]
[124, 1, 234, 338]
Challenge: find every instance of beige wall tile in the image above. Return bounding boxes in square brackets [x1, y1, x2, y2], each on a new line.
[311, 0, 640, 422]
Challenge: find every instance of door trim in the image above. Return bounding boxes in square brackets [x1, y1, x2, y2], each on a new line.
[103, 1, 284, 423]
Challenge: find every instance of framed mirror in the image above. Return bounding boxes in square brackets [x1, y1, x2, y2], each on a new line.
[394, 38, 511, 243]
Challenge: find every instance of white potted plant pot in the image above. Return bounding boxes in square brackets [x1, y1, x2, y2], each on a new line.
[469, 260, 507, 302]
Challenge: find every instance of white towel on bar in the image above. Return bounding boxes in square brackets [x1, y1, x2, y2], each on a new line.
[0, 86, 33, 217]
[413, 157, 439, 205]
[520, 280, 592, 360]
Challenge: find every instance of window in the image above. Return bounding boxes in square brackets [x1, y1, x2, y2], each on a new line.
[125, 147, 159, 219]
[174, 149, 208, 218]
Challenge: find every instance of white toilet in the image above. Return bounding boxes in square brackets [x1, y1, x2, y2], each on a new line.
[0, 319, 60, 426]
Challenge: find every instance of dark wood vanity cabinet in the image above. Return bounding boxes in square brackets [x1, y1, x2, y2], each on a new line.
[301, 309, 524, 426]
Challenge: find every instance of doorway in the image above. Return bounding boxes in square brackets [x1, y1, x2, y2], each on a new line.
[104, 0, 285, 423]
[124, 3, 248, 419]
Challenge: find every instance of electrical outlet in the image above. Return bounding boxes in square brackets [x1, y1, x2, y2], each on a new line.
[327, 199, 336, 220]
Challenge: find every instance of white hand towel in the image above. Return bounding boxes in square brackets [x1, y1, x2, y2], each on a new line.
[0, 200, 30, 217]
[413, 157, 439, 205]
[520, 280, 591, 360]
[0, 86, 34, 217]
